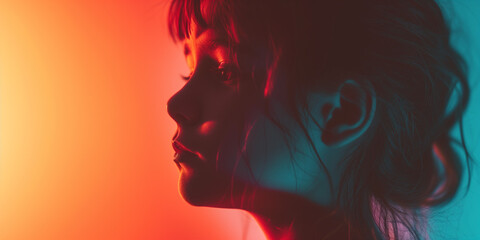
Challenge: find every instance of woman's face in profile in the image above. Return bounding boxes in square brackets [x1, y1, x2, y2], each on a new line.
[167, 23, 340, 207]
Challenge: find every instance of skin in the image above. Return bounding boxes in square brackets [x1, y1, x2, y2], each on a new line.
[167, 22, 376, 239]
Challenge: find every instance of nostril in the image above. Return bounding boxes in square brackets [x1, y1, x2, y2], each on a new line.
[171, 113, 190, 125]
[167, 89, 200, 126]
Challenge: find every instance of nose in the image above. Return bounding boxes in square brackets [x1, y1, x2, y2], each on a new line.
[167, 84, 201, 126]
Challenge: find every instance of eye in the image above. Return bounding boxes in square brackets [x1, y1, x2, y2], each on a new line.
[179, 62, 238, 83]
[215, 62, 237, 84]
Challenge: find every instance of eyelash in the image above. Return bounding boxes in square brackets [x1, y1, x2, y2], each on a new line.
[180, 62, 237, 84]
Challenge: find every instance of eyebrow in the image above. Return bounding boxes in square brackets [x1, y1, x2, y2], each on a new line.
[205, 38, 229, 49]
[183, 37, 229, 57]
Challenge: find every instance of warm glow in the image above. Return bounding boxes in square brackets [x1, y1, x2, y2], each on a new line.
[0, 1, 264, 239]
[199, 120, 216, 135]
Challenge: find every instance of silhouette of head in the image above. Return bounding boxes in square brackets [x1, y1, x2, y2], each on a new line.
[167, 0, 470, 238]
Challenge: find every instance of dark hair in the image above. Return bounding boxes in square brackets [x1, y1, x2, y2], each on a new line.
[168, 0, 472, 239]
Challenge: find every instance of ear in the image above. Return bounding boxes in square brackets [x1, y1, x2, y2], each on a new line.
[321, 80, 376, 146]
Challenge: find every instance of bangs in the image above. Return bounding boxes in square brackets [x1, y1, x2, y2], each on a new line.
[168, 0, 238, 43]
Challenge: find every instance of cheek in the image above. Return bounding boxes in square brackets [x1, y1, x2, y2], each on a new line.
[242, 116, 301, 188]
[232, 113, 331, 199]
[213, 108, 299, 187]
[199, 90, 245, 166]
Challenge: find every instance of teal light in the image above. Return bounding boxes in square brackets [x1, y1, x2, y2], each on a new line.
[430, 1, 480, 239]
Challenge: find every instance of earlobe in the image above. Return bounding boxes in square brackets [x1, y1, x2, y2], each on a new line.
[321, 80, 376, 146]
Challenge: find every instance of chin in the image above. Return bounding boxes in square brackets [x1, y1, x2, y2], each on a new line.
[177, 165, 231, 207]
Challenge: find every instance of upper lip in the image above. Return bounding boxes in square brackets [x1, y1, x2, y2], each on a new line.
[172, 139, 196, 155]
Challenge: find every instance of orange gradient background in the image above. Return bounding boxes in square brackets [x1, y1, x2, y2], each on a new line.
[0, 0, 265, 239]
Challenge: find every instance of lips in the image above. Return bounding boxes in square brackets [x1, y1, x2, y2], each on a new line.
[174, 150, 200, 166]
[172, 138, 202, 169]
[172, 140, 195, 155]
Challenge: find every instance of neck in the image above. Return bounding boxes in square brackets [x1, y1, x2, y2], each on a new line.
[242, 187, 353, 240]
[212, 179, 365, 239]
[251, 212, 349, 240]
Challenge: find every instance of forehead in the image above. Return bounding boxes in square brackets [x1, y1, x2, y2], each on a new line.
[183, 23, 229, 62]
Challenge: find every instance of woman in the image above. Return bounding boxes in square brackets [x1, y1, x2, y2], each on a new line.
[166, 0, 471, 239]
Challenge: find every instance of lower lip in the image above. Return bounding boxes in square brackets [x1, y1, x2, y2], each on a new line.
[173, 151, 201, 169]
